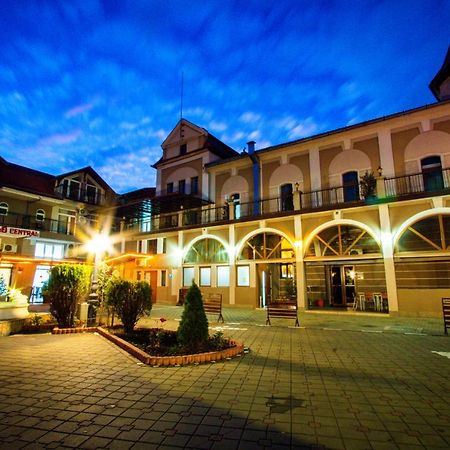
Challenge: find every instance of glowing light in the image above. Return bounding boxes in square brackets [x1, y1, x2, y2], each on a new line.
[85, 233, 113, 256]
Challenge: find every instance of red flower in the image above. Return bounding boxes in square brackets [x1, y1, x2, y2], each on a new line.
[159, 317, 167, 323]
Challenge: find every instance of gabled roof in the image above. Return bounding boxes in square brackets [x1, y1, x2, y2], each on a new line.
[153, 118, 239, 168]
[0, 158, 58, 197]
[55, 166, 116, 193]
[429, 45, 450, 100]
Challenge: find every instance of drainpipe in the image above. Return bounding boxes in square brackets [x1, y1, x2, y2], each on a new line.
[247, 141, 260, 215]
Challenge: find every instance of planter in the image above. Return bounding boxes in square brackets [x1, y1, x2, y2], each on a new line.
[51, 326, 245, 366]
[0, 302, 29, 320]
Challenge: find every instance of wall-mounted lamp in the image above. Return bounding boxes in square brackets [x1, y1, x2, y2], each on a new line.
[295, 182, 299, 191]
[17, 267, 24, 274]
[377, 166, 383, 177]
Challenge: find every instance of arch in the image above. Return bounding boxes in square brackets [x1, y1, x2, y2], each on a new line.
[393, 207, 450, 251]
[235, 227, 296, 261]
[183, 234, 231, 264]
[221, 175, 249, 200]
[404, 130, 450, 162]
[36, 208, 45, 221]
[329, 149, 371, 178]
[303, 219, 381, 258]
[269, 164, 303, 190]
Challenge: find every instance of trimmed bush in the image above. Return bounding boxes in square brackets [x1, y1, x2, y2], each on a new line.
[105, 279, 152, 333]
[177, 282, 209, 350]
[43, 264, 91, 328]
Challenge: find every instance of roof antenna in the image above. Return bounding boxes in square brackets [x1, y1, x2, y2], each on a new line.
[180, 71, 184, 120]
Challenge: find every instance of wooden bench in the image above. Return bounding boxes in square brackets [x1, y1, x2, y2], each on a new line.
[442, 298, 450, 335]
[203, 293, 224, 323]
[266, 301, 299, 327]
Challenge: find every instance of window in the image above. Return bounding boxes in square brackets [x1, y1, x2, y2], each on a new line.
[342, 171, 359, 202]
[167, 182, 174, 194]
[35, 242, 64, 260]
[180, 143, 187, 155]
[85, 184, 99, 204]
[147, 239, 157, 254]
[280, 184, 294, 211]
[200, 267, 211, 286]
[237, 266, 250, 286]
[137, 240, 144, 253]
[36, 209, 45, 222]
[280, 263, 294, 279]
[161, 270, 167, 287]
[179, 179, 186, 194]
[184, 238, 229, 263]
[217, 266, 230, 287]
[183, 267, 195, 286]
[63, 178, 81, 201]
[238, 233, 294, 260]
[191, 176, 199, 194]
[0, 202, 8, 216]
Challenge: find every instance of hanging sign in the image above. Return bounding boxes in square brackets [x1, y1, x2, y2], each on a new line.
[0, 226, 40, 237]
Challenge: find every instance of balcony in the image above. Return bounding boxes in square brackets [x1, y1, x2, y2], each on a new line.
[125, 168, 450, 234]
[54, 184, 106, 206]
[0, 212, 77, 236]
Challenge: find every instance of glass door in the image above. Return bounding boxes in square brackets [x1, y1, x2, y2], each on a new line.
[330, 265, 355, 306]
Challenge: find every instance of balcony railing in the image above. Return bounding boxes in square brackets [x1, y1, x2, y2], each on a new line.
[0, 212, 77, 236]
[54, 184, 106, 206]
[384, 168, 450, 198]
[120, 168, 450, 234]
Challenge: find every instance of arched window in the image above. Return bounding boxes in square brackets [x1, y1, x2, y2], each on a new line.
[342, 172, 360, 202]
[0, 202, 8, 216]
[36, 209, 45, 222]
[184, 239, 229, 264]
[396, 214, 450, 252]
[238, 233, 294, 260]
[280, 184, 293, 211]
[421, 156, 443, 192]
[306, 224, 380, 257]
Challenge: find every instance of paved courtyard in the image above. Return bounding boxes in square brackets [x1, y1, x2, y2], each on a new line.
[0, 307, 449, 449]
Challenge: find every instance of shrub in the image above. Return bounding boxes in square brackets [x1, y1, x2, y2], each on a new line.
[105, 279, 152, 333]
[177, 282, 209, 350]
[43, 264, 91, 328]
[360, 171, 377, 199]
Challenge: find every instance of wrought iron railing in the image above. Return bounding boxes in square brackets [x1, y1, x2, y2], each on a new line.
[384, 168, 450, 198]
[0, 212, 77, 235]
[54, 184, 106, 205]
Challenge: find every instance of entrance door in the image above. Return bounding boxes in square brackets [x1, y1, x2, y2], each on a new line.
[144, 271, 158, 303]
[421, 156, 443, 192]
[280, 184, 294, 211]
[30, 265, 51, 303]
[343, 171, 360, 202]
[330, 265, 355, 306]
[257, 266, 272, 308]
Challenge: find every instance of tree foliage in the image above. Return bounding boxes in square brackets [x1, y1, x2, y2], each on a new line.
[43, 264, 91, 328]
[177, 282, 209, 349]
[360, 171, 377, 199]
[105, 279, 152, 333]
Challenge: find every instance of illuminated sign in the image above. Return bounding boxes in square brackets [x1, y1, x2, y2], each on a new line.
[0, 226, 40, 238]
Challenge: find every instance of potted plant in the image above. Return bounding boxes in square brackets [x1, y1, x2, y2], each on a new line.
[360, 171, 377, 200]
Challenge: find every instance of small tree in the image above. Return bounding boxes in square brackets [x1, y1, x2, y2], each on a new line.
[360, 171, 377, 199]
[177, 282, 209, 350]
[105, 279, 152, 333]
[43, 264, 91, 328]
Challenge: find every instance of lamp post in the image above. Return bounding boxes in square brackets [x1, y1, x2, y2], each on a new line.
[82, 233, 112, 326]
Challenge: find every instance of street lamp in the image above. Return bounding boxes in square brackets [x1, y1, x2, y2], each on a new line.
[83, 232, 112, 325]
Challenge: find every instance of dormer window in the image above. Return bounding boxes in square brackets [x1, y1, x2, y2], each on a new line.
[180, 144, 187, 155]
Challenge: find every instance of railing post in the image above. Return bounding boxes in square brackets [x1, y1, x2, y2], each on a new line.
[376, 176, 386, 199]
[293, 190, 301, 210]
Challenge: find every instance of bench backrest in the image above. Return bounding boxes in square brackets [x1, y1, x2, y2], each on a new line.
[442, 298, 450, 335]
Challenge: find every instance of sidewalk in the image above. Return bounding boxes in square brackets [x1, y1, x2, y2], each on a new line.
[0, 307, 449, 449]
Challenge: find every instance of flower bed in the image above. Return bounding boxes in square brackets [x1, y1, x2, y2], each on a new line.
[52, 326, 244, 366]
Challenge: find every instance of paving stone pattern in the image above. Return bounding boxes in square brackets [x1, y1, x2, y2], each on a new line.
[0, 307, 449, 449]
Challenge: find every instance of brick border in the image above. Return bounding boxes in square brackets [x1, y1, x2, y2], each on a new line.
[51, 326, 244, 366]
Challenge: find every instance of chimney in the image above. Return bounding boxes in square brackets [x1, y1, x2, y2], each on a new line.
[247, 140, 256, 154]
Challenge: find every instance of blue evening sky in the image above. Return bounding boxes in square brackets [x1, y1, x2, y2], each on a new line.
[0, 0, 449, 193]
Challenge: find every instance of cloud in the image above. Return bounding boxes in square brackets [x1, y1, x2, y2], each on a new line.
[239, 112, 262, 124]
[209, 120, 227, 132]
[39, 129, 81, 146]
[65, 102, 94, 118]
